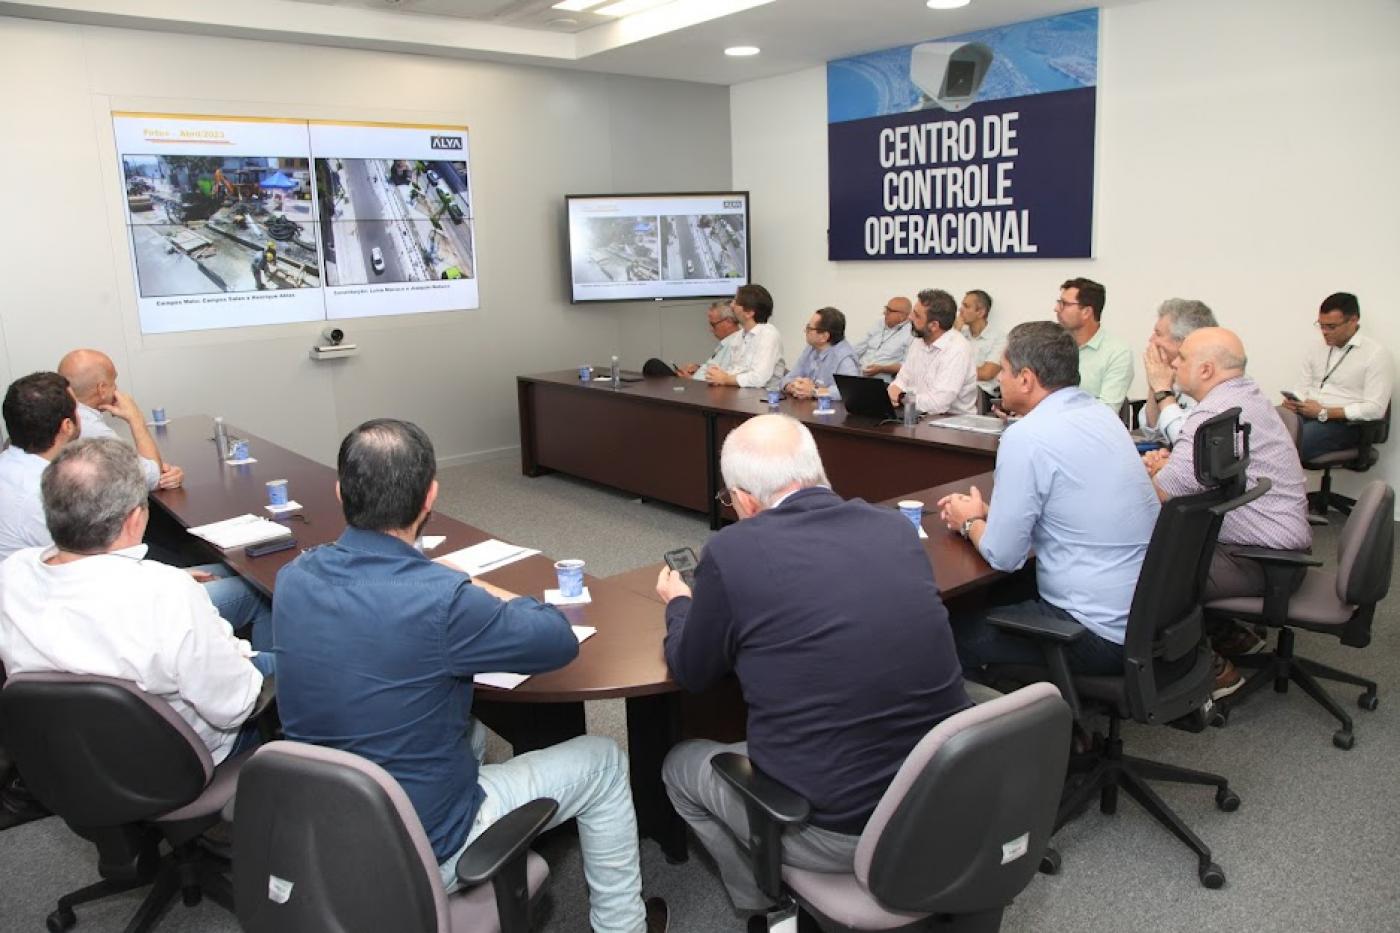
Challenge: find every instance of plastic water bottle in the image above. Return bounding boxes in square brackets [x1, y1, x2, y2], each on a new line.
[903, 393, 919, 427]
[610, 355, 621, 390]
[213, 416, 228, 453]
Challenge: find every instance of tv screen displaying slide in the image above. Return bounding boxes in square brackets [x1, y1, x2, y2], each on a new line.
[566, 192, 749, 303]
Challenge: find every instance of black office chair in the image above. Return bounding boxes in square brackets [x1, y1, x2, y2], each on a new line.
[1118, 398, 1145, 430]
[1205, 480, 1392, 749]
[233, 741, 555, 933]
[981, 408, 1268, 887]
[1302, 403, 1390, 517]
[710, 683, 1070, 932]
[0, 673, 246, 932]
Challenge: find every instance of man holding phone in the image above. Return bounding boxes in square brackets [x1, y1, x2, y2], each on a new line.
[655, 414, 968, 928]
[1285, 292, 1393, 461]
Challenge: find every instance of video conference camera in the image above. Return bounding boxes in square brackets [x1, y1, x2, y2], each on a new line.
[910, 41, 994, 113]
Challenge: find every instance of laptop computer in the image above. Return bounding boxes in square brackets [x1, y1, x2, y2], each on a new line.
[835, 374, 902, 423]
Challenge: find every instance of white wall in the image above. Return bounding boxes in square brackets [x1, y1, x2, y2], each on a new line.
[0, 16, 731, 465]
[732, 0, 1400, 502]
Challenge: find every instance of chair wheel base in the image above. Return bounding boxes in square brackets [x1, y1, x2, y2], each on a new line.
[1358, 692, 1378, 712]
[1038, 847, 1061, 875]
[1209, 706, 1229, 728]
[47, 906, 76, 932]
[1199, 862, 1226, 888]
[1333, 730, 1355, 750]
[1215, 788, 1241, 812]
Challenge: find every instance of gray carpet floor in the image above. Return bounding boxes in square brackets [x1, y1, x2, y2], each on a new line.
[3, 456, 1398, 932]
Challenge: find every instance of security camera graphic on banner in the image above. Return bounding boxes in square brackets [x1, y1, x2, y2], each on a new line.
[910, 42, 993, 112]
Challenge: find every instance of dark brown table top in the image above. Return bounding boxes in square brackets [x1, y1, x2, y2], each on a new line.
[148, 416, 674, 702]
[520, 370, 999, 456]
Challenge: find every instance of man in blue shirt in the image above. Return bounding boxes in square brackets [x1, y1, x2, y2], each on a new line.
[781, 306, 861, 400]
[938, 321, 1160, 675]
[274, 419, 665, 933]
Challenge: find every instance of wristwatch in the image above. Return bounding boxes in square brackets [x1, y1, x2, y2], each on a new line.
[960, 517, 981, 539]
[1153, 389, 1174, 404]
[1318, 408, 1329, 423]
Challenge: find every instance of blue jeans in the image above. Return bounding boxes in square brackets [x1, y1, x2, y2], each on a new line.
[1298, 420, 1362, 462]
[439, 720, 646, 933]
[954, 598, 1125, 676]
[193, 564, 273, 651]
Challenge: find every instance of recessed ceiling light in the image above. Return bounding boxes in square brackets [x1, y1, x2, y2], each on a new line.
[551, 0, 606, 12]
[592, 0, 673, 16]
[725, 46, 761, 57]
[926, 0, 971, 9]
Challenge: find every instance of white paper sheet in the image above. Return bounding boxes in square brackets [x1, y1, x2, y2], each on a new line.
[439, 539, 540, 575]
[187, 514, 295, 549]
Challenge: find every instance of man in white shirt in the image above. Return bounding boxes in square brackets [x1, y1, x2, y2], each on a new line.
[852, 296, 913, 382]
[1054, 277, 1134, 410]
[705, 284, 787, 390]
[1140, 298, 1218, 445]
[0, 438, 266, 763]
[956, 289, 1006, 402]
[1285, 292, 1395, 461]
[677, 301, 743, 382]
[0, 373, 80, 561]
[888, 288, 978, 416]
[57, 348, 183, 491]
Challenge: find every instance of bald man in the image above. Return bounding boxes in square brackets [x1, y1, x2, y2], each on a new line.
[58, 349, 182, 490]
[656, 414, 968, 921]
[851, 296, 913, 382]
[1144, 328, 1311, 696]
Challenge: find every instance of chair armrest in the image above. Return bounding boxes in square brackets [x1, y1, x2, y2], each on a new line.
[985, 606, 1087, 643]
[455, 797, 558, 887]
[712, 753, 810, 902]
[1228, 548, 1322, 569]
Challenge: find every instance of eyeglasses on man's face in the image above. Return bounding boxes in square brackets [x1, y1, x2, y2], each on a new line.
[1314, 319, 1350, 332]
[1054, 299, 1083, 310]
[715, 489, 735, 509]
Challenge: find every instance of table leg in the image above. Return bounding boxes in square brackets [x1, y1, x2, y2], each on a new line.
[626, 693, 687, 863]
[473, 699, 586, 752]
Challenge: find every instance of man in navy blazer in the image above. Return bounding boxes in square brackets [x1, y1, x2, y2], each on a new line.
[657, 414, 969, 924]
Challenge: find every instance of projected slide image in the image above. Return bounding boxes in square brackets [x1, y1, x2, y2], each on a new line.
[662, 214, 746, 281]
[317, 157, 474, 286]
[121, 155, 319, 298]
[572, 216, 660, 284]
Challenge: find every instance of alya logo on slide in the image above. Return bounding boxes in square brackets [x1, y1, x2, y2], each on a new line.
[723, 200, 743, 209]
[431, 136, 464, 150]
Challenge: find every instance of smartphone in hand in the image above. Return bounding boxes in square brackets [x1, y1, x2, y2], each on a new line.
[1281, 390, 1300, 402]
[663, 547, 699, 588]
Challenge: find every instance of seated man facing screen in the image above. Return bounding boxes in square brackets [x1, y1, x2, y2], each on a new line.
[887, 288, 978, 416]
[781, 306, 860, 400]
[1053, 277, 1134, 410]
[676, 300, 743, 381]
[0, 438, 267, 763]
[58, 348, 183, 491]
[956, 289, 1006, 402]
[1285, 291, 1394, 461]
[272, 419, 666, 933]
[0, 373, 81, 561]
[657, 414, 969, 926]
[1140, 298, 1218, 446]
[939, 322, 1160, 676]
[1144, 328, 1311, 698]
[851, 296, 913, 382]
[705, 284, 787, 390]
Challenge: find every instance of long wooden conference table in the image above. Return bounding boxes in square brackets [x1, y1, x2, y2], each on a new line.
[518, 370, 1000, 527]
[146, 416, 1004, 863]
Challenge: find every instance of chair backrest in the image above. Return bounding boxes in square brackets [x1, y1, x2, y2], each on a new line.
[0, 673, 212, 828]
[1335, 481, 1395, 608]
[1368, 403, 1392, 446]
[1275, 404, 1301, 450]
[854, 683, 1070, 915]
[1121, 408, 1268, 723]
[233, 741, 448, 933]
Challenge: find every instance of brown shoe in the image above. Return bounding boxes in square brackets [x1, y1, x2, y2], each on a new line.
[1214, 625, 1266, 658]
[645, 897, 669, 933]
[1211, 654, 1244, 701]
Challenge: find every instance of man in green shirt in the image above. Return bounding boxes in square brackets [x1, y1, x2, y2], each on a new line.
[1054, 277, 1133, 411]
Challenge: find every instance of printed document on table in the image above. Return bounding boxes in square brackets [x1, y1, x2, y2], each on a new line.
[439, 539, 541, 576]
[187, 514, 294, 549]
[475, 626, 596, 689]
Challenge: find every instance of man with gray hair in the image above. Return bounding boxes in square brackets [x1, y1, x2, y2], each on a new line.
[657, 414, 969, 925]
[1142, 298, 1219, 444]
[676, 300, 743, 381]
[0, 438, 266, 763]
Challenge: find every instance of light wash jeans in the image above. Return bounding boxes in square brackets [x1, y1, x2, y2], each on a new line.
[438, 720, 647, 933]
[192, 563, 273, 651]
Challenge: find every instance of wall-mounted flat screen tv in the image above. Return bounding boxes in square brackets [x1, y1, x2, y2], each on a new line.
[566, 192, 750, 303]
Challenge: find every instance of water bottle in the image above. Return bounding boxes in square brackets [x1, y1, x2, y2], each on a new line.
[903, 392, 919, 427]
[213, 416, 228, 454]
[610, 355, 621, 390]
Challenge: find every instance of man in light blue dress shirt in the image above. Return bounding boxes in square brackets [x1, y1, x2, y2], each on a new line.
[938, 321, 1160, 675]
[782, 307, 860, 400]
[852, 297, 913, 383]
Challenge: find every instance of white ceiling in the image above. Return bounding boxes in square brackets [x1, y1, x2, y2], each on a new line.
[0, 0, 1146, 85]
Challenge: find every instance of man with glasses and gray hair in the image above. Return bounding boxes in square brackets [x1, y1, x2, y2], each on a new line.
[1141, 298, 1219, 445]
[852, 295, 913, 382]
[0, 438, 267, 763]
[676, 300, 743, 381]
[656, 414, 969, 926]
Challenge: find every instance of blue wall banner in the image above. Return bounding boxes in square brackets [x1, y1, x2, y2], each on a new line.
[826, 9, 1098, 262]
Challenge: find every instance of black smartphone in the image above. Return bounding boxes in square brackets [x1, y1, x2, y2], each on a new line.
[663, 547, 699, 588]
[1280, 390, 1300, 402]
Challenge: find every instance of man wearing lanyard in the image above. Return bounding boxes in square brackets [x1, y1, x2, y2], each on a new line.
[1285, 292, 1394, 461]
